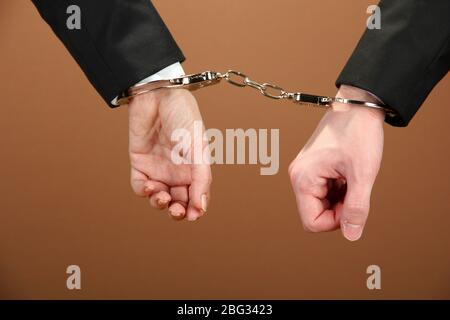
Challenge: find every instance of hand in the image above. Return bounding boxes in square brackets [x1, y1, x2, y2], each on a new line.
[288, 85, 385, 241]
[128, 88, 211, 221]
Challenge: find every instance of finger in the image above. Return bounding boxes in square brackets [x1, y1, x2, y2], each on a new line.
[169, 186, 188, 220]
[186, 164, 212, 221]
[185, 204, 204, 222]
[130, 169, 168, 197]
[170, 186, 189, 208]
[340, 176, 373, 241]
[296, 194, 340, 232]
[168, 202, 186, 220]
[143, 180, 170, 198]
[289, 163, 340, 232]
[149, 191, 172, 210]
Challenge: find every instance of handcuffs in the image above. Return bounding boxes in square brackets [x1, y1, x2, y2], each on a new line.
[114, 70, 396, 118]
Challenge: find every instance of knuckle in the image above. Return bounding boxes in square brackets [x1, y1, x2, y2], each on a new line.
[296, 174, 318, 194]
[346, 200, 370, 213]
[288, 161, 295, 177]
[297, 180, 310, 194]
[288, 161, 302, 184]
[288, 160, 316, 193]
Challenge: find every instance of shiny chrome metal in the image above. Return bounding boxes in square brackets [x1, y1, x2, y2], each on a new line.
[115, 71, 222, 105]
[244, 78, 265, 92]
[260, 83, 285, 99]
[288, 93, 396, 115]
[115, 69, 397, 118]
[224, 70, 247, 87]
[290, 93, 334, 108]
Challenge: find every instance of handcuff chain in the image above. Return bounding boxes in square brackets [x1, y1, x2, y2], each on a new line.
[220, 70, 289, 100]
[218, 70, 396, 117]
[117, 69, 396, 118]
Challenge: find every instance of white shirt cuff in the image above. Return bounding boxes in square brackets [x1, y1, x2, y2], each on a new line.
[111, 62, 185, 105]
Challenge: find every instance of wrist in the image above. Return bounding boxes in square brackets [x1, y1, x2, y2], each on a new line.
[128, 89, 165, 118]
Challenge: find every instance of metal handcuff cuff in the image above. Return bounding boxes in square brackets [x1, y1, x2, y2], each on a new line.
[114, 70, 396, 118]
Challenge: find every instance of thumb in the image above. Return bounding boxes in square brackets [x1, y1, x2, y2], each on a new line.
[186, 163, 211, 221]
[185, 120, 212, 220]
[340, 177, 373, 241]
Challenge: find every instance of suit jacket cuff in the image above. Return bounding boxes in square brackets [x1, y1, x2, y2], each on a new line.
[336, 0, 450, 127]
[32, 0, 185, 108]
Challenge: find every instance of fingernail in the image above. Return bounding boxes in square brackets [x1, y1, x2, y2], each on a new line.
[144, 186, 154, 193]
[187, 215, 198, 222]
[201, 194, 208, 214]
[169, 209, 178, 216]
[342, 221, 363, 241]
[157, 199, 168, 206]
[169, 211, 182, 219]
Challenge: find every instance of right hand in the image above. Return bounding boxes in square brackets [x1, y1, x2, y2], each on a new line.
[288, 85, 385, 241]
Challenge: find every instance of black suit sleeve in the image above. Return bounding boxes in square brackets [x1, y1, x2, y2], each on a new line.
[32, 0, 185, 107]
[336, 0, 450, 127]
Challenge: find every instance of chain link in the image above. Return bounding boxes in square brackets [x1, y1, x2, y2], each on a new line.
[221, 70, 290, 100]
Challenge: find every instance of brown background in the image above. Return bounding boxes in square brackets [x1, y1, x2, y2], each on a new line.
[0, 0, 449, 299]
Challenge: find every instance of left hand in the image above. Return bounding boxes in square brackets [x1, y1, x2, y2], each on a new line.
[128, 88, 211, 222]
